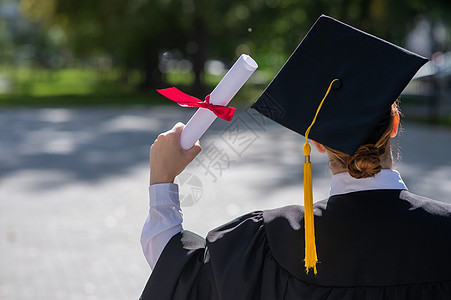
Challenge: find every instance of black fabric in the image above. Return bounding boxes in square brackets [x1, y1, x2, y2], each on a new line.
[251, 15, 428, 155]
[140, 190, 451, 299]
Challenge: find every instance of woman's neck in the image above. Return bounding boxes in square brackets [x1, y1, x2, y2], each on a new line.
[327, 144, 394, 175]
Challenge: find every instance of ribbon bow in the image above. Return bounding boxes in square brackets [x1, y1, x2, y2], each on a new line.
[157, 87, 236, 121]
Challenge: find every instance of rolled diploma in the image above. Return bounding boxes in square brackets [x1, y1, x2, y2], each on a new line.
[180, 54, 258, 150]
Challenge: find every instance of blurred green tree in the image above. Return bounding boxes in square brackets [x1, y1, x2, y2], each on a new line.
[20, 0, 451, 91]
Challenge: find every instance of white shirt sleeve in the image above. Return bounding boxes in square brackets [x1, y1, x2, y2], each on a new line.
[140, 183, 183, 270]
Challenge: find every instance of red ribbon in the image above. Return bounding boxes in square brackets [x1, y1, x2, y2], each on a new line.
[157, 87, 236, 121]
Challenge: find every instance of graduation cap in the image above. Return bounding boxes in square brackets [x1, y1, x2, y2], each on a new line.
[251, 15, 428, 274]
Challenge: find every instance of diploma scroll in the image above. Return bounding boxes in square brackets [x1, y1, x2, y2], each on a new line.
[180, 54, 258, 150]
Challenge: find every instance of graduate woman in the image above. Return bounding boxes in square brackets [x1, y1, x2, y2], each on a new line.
[140, 16, 451, 299]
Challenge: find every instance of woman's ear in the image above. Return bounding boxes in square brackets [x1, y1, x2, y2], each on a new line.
[311, 140, 326, 154]
[390, 112, 400, 138]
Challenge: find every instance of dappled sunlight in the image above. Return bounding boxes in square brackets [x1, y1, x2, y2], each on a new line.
[1, 106, 449, 200]
[38, 108, 73, 123]
[1, 0, 450, 297]
[101, 114, 162, 133]
[1, 107, 450, 297]
[0, 107, 172, 190]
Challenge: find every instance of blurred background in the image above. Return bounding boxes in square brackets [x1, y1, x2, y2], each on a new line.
[1, 0, 451, 299]
[0, 0, 450, 114]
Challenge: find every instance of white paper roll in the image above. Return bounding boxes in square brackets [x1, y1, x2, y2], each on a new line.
[180, 54, 258, 150]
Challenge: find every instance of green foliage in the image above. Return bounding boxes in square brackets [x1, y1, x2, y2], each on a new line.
[16, 0, 451, 93]
[0, 67, 262, 107]
[0, 67, 151, 106]
[8, 68, 121, 96]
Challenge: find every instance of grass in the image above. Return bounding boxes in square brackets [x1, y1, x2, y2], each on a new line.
[403, 115, 451, 127]
[0, 67, 264, 107]
[0, 67, 161, 107]
[1, 67, 449, 127]
[399, 95, 451, 127]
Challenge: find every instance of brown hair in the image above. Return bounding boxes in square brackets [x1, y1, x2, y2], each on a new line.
[325, 102, 399, 179]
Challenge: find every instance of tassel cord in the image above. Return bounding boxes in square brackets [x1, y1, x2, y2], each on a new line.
[303, 79, 339, 274]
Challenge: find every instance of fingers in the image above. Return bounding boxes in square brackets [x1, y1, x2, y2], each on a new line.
[190, 143, 202, 156]
[185, 141, 202, 160]
[172, 122, 185, 133]
[156, 123, 184, 146]
[151, 126, 200, 156]
[153, 123, 184, 146]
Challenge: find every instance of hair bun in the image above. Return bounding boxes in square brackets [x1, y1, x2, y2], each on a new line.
[347, 145, 385, 179]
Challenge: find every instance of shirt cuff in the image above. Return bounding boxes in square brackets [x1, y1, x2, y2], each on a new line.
[149, 183, 180, 208]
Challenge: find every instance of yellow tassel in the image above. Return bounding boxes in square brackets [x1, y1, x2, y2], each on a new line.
[303, 142, 317, 274]
[303, 79, 339, 274]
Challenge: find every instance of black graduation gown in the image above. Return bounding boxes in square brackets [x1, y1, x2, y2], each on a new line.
[140, 190, 451, 300]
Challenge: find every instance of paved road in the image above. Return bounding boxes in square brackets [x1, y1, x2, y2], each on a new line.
[0, 106, 450, 300]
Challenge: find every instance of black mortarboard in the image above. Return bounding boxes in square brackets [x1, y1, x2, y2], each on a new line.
[251, 15, 428, 275]
[251, 15, 428, 155]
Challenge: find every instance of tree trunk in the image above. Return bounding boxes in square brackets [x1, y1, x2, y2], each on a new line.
[190, 16, 208, 95]
[358, 0, 373, 31]
[140, 51, 163, 90]
[339, 0, 352, 20]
